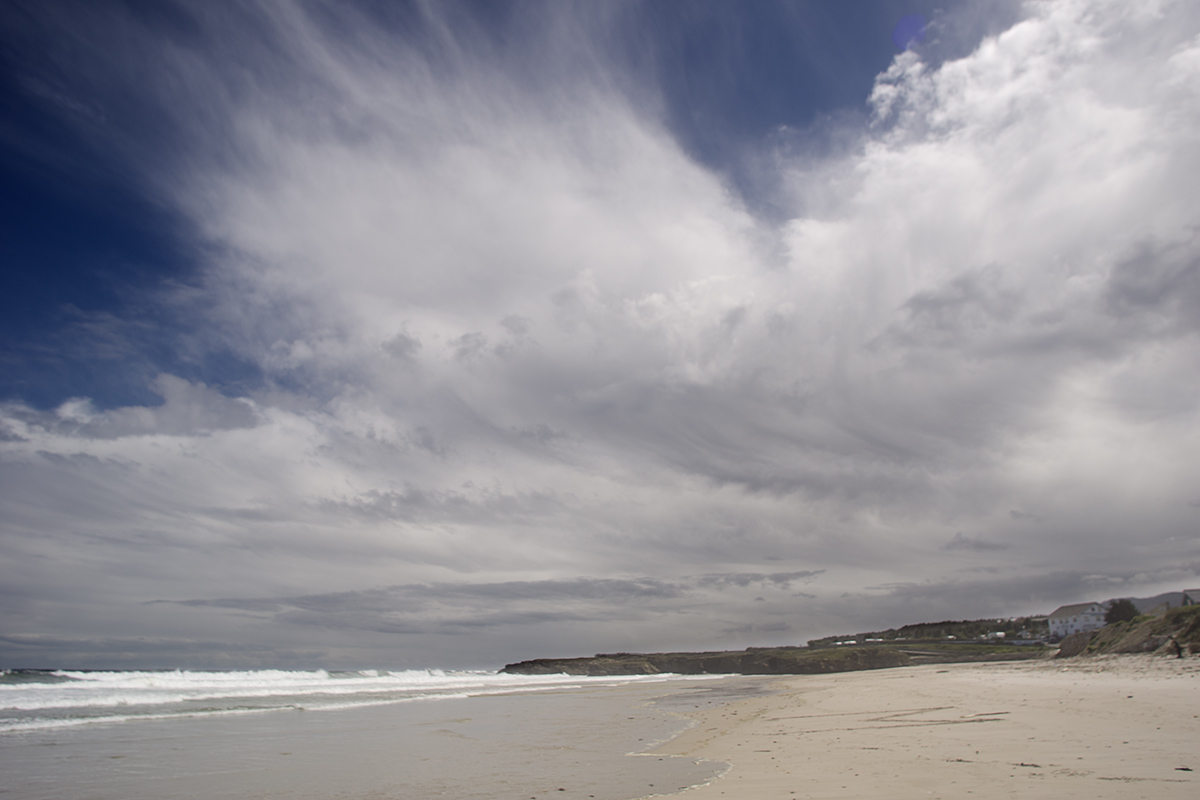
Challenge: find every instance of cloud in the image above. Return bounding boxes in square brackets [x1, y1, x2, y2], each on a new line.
[942, 533, 1009, 552]
[166, 574, 809, 637]
[0, 633, 326, 670]
[3, 0, 1200, 667]
[697, 571, 825, 589]
[14, 374, 259, 439]
[720, 620, 792, 636]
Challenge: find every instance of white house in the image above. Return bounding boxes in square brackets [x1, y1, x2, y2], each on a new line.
[1048, 602, 1106, 640]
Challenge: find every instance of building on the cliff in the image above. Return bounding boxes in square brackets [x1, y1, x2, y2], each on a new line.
[1048, 602, 1107, 640]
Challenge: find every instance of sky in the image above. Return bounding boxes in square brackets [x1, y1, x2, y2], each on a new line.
[1, 0, 1199, 670]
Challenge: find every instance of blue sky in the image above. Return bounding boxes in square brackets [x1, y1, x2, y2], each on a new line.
[2, 0, 1199, 669]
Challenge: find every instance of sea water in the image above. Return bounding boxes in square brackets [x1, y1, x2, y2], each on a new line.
[0, 668, 749, 799]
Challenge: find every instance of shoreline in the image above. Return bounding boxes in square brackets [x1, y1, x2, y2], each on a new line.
[644, 655, 1200, 799]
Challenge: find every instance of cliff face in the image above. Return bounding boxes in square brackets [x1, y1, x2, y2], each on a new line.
[503, 646, 914, 676]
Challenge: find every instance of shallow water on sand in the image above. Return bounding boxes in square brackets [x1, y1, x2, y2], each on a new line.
[1, 677, 766, 800]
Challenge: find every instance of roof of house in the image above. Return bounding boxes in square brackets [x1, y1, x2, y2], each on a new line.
[1048, 602, 1103, 619]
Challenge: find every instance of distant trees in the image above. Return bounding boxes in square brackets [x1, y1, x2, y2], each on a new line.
[1105, 598, 1139, 624]
[806, 616, 1049, 647]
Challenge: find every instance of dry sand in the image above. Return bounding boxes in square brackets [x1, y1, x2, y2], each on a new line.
[650, 655, 1199, 799]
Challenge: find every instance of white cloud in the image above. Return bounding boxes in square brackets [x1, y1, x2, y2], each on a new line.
[3, 0, 1200, 666]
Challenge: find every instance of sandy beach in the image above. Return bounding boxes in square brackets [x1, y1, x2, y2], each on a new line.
[652, 656, 1200, 799]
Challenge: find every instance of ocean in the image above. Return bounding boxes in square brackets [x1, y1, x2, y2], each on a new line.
[0, 668, 748, 799]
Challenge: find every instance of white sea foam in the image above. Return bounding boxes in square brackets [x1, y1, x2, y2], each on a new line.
[0, 669, 708, 733]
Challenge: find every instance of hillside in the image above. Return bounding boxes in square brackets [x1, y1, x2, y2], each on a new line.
[503, 606, 1200, 677]
[1056, 604, 1200, 658]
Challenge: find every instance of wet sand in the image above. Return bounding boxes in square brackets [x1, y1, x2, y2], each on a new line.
[650, 655, 1200, 799]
